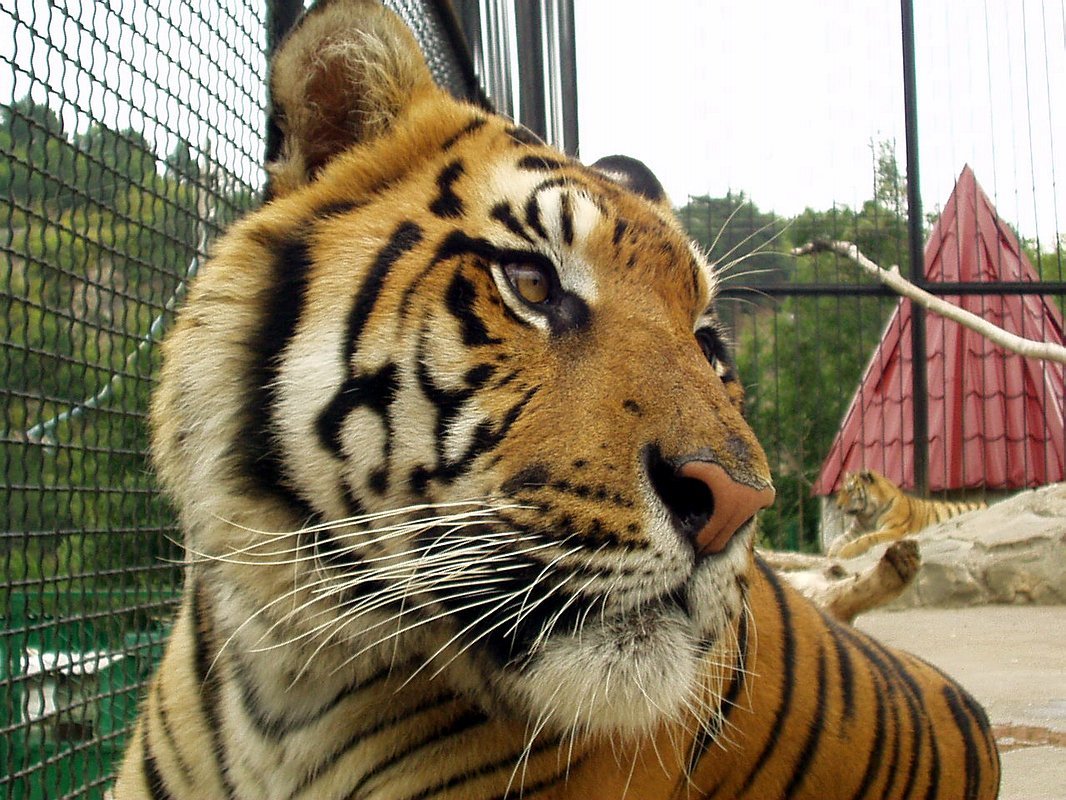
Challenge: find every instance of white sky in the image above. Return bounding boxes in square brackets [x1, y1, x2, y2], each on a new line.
[1, 0, 1062, 244]
[574, 0, 1065, 244]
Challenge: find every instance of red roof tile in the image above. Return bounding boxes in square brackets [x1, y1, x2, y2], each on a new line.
[813, 166, 1065, 494]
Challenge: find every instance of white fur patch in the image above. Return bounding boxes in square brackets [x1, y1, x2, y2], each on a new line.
[517, 605, 702, 738]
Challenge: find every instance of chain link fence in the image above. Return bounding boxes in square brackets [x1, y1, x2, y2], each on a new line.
[0, 1, 493, 796]
[1, 0, 263, 792]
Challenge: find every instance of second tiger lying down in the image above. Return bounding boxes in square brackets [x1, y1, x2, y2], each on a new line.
[830, 469, 988, 558]
[114, 2, 999, 798]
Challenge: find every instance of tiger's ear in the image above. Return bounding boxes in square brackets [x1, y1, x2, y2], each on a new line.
[860, 470, 874, 483]
[590, 155, 669, 207]
[267, 0, 436, 197]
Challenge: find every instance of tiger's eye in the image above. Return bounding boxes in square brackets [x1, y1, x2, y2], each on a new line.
[504, 263, 551, 304]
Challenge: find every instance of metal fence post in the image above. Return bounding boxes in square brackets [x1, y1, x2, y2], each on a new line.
[901, 0, 929, 496]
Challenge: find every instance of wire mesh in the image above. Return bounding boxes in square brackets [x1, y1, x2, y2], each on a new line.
[1, 0, 264, 793]
[0, 1, 483, 797]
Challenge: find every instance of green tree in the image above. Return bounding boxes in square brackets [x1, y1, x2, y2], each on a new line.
[165, 139, 202, 185]
[0, 96, 79, 211]
[1, 98, 256, 604]
[72, 125, 158, 209]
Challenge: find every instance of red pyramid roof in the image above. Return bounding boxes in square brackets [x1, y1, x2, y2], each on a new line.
[813, 166, 1065, 495]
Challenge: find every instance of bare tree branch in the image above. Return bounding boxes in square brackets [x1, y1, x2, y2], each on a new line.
[792, 239, 1066, 365]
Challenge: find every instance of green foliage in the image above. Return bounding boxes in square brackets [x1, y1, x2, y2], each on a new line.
[1026, 234, 1066, 319]
[0, 94, 256, 601]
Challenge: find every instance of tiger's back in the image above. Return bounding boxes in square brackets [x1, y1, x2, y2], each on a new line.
[113, 3, 998, 798]
[831, 469, 987, 558]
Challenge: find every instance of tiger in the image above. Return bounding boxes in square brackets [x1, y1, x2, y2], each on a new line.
[112, 2, 1000, 798]
[828, 469, 988, 559]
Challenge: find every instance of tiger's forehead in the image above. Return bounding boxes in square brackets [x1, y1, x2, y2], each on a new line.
[440, 121, 716, 316]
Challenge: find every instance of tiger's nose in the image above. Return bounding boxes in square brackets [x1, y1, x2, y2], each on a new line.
[677, 461, 775, 555]
[647, 449, 775, 557]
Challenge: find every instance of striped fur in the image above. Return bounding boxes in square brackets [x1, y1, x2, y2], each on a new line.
[113, 2, 999, 798]
[829, 469, 988, 559]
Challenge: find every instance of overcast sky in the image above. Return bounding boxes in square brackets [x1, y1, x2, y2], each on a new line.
[574, 0, 1065, 244]
[1, 0, 1062, 245]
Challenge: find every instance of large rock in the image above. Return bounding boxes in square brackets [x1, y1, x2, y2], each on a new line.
[847, 483, 1066, 608]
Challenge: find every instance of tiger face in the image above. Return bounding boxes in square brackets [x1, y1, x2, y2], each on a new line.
[836, 469, 880, 516]
[152, 0, 773, 741]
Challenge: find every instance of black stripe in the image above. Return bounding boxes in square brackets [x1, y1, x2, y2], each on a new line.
[831, 623, 857, 721]
[429, 160, 465, 218]
[339, 707, 490, 798]
[142, 724, 177, 800]
[339, 477, 368, 518]
[314, 199, 365, 219]
[399, 230, 491, 316]
[956, 684, 998, 785]
[840, 621, 942, 799]
[287, 693, 459, 799]
[559, 191, 574, 246]
[490, 201, 535, 243]
[316, 362, 400, 458]
[922, 726, 942, 800]
[344, 221, 424, 360]
[445, 271, 503, 346]
[442, 117, 487, 150]
[233, 659, 394, 743]
[151, 679, 195, 788]
[404, 736, 567, 800]
[506, 125, 545, 146]
[240, 233, 318, 518]
[842, 624, 940, 799]
[681, 606, 750, 784]
[315, 221, 423, 460]
[517, 154, 568, 172]
[433, 539, 588, 667]
[783, 644, 829, 798]
[524, 195, 549, 240]
[863, 637, 930, 799]
[881, 678, 905, 799]
[484, 761, 582, 800]
[942, 684, 983, 800]
[850, 671, 889, 799]
[927, 663, 996, 771]
[414, 331, 476, 483]
[836, 625, 906, 798]
[191, 583, 237, 799]
[736, 559, 796, 795]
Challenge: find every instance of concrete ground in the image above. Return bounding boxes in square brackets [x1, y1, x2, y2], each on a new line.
[857, 605, 1066, 800]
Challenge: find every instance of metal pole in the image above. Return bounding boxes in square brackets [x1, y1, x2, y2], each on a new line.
[901, 0, 929, 495]
[514, 2, 547, 143]
[554, 0, 580, 156]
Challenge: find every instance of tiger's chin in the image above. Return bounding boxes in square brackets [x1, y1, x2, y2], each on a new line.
[510, 608, 706, 740]
[498, 543, 750, 741]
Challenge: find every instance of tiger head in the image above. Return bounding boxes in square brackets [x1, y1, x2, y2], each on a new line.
[836, 469, 885, 516]
[152, 0, 773, 741]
